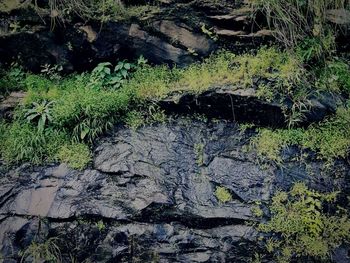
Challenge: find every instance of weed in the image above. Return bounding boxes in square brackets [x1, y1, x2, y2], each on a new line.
[0, 65, 26, 94]
[125, 104, 167, 130]
[56, 143, 91, 170]
[252, 0, 348, 48]
[215, 186, 232, 203]
[95, 220, 106, 231]
[24, 100, 54, 133]
[51, 85, 130, 142]
[0, 122, 68, 165]
[259, 182, 350, 262]
[20, 237, 62, 263]
[252, 104, 350, 163]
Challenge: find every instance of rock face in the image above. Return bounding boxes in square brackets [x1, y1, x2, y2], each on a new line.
[158, 87, 342, 127]
[0, 118, 349, 262]
[0, 1, 268, 72]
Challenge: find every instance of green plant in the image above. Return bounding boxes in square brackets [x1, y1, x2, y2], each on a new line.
[89, 61, 135, 90]
[57, 143, 91, 170]
[251, 206, 264, 217]
[125, 104, 167, 130]
[252, 0, 348, 48]
[40, 64, 63, 80]
[20, 237, 62, 263]
[24, 100, 54, 133]
[259, 182, 350, 262]
[200, 23, 218, 41]
[0, 122, 68, 165]
[315, 58, 350, 94]
[51, 85, 130, 142]
[95, 220, 106, 231]
[215, 186, 232, 203]
[0, 65, 26, 94]
[252, 104, 350, 163]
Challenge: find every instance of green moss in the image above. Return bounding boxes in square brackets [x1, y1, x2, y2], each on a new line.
[252, 105, 350, 163]
[57, 143, 91, 170]
[127, 47, 303, 101]
[194, 143, 205, 166]
[259, 182, 350, 262]
[215, 186, 232, 203]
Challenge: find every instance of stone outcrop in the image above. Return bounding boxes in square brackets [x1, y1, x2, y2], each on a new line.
[0, 1, 269, 72]
[158, 87, 342, 127]
[0, 118, 349, 262]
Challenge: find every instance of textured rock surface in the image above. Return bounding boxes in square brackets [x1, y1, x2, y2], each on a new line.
[158, 87, 342, 127]
[0, 1, 269, 71]
[0, 119, 349, 262]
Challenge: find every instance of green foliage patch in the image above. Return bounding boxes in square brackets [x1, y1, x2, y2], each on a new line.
[0, 122, 68, 165]
[252, 104, 350, 163]
[57, 143, 91, 170]
[259, 182, 350, 262]
[215, 186, 232, 203]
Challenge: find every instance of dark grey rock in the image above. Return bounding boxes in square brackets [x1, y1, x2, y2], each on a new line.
[0, 118, 349, 262]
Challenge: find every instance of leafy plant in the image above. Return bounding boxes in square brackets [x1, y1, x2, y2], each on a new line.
[259, 182, 350, 263]
[51, 85, 130, 142]
[24, 100, 55, 133]
[40, 64, 63, 80]
[89, 60, 135, 90]
[0, 65, 26, 94]
[125, 104, 167, 130]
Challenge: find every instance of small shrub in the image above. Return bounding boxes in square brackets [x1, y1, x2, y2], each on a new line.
[259, 182, 350, 262]
[57, 143, 91, 170]
[215, 186, 232, 203]
[88, 61, 135, 90]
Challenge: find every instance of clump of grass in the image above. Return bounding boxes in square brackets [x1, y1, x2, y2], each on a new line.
[252, 0, 349, 48]
[20, 237, 62, 263]
[124, 104, 166, 130]
[51, 85, 130, 142]
[126, 65, 176, 100]
[215, 186, 232, 203]
[0, 122, 68, 165]
[252, 105, 350, 163]
[57, 143, 91, 170]
[259, 182, 350, 263]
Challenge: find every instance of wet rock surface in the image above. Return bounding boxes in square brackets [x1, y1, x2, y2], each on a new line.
[159, 87, 342, 127]
[0, 118, 349, 262]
